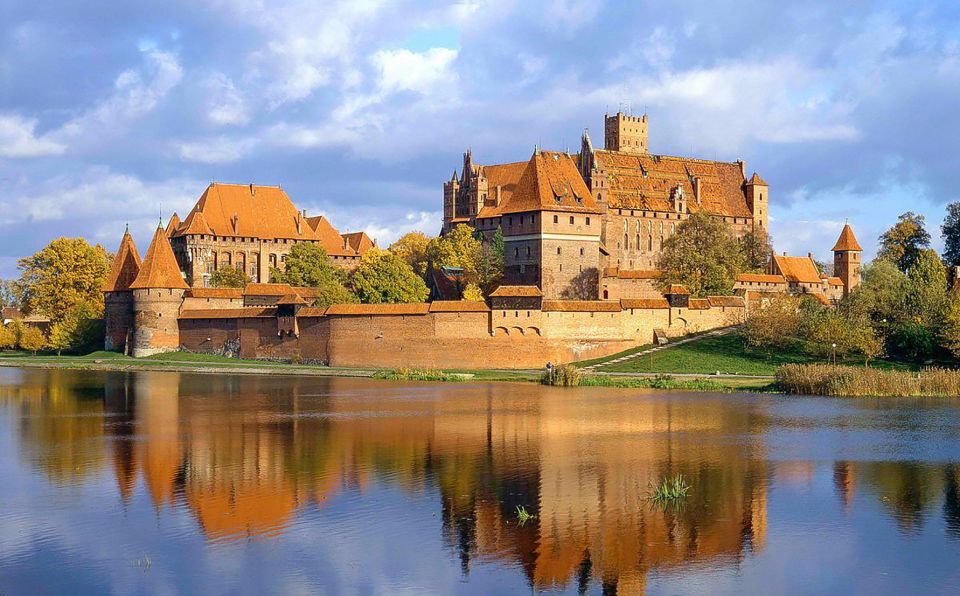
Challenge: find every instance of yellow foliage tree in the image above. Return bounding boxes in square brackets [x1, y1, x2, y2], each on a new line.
[462, 283, 484, 302]
[389, 232, 431, 277]
[426, 224, 482, 277]
[17, 325, 46, 354]
[0, 325, 15, 350]
[17, 237, 110, 322]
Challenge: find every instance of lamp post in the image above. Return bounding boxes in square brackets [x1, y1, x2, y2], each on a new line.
[832, 342, 837, 365]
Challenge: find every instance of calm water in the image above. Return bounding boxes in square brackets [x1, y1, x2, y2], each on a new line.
[1, 370, 960, 595]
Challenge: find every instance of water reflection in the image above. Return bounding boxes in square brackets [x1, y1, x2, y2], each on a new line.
[2, 368, 960, 593]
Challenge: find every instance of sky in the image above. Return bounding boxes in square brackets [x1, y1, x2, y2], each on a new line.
[1, 0, 959, 278]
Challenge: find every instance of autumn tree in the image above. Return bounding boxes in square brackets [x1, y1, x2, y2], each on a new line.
[17, 325, 46, 354]
[877, 212, 931, 272]
[17, 238, 110, 322]
[739, 228, 773, 272]
[0, 325, 15, 350]
[209, 265, 250, 288]
[47, 303, 103, 355]
[270, 243, 356, 307]
[462, 283, 484, 302]
[389, 232, 431, 277]
[742, 294, 803, 354]
[657, 213, 745, 297]
[350, 248, 429, 304]
[427, 224, 482, 277]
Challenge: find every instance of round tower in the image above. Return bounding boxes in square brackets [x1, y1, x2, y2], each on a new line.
[103, 226, 142, 354]
[129, 223, 188, 357]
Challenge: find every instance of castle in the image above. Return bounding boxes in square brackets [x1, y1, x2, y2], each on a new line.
[101, 112, 862, 367]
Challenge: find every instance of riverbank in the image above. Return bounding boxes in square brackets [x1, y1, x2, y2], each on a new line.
[0, 351, 775, 392]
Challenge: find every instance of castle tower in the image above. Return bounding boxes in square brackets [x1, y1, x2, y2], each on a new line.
[442, 169, 459, 232]
[129, 223, 189, 357]
[604, 111, 648, 154]
[103, 226, 142, 354]
[832, 223, 863, 297]
[745, 172, 769, 231]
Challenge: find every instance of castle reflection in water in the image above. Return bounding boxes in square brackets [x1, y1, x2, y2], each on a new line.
[3, 369, 960, 594]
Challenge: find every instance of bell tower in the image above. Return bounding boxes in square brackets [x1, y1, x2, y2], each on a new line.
[832, 222, 863, 297]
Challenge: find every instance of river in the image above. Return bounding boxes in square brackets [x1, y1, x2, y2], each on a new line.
[1, 367, 959, 594]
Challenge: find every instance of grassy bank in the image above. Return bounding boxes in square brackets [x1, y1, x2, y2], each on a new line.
[590, 332, 914, 376]
[777, 364, 960, 397]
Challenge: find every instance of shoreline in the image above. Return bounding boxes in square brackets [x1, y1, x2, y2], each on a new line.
[0, 355, 777, 392]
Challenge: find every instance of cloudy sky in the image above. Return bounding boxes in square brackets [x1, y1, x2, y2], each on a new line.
[1, 0, 959, 277]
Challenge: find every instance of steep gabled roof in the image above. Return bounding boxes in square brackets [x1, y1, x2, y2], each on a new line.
[832, 223, 863, 252]
[173, 183, 317, 241]
[103, 228, 142, 292]
[746, 172, 768, 186]
[164, 214, 181, 237]
[178, 210, 213, 236]
[476, 151, 600, 217]
[342, 231, 374, 255]
[130, 225, 188, 289]
[305, 215, 356, 256]
[772, 255, 821, 284]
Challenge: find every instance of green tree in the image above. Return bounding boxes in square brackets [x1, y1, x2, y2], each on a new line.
[389, 232, 431, 277]
[740, 228, 773, 272]
[17, 238, 110, 322]
[17, 325, 46, 354]
[209, 266, 250, 288]
[941, 294, 960, 358]
[905, 248, 949, 326]
[942, 202, 960, 268]
[476, 227, 504, 294]
[350, 248, 429, 304]
[427, 224, 482, 276]
[0, 279, 17, 308]
[742, 294, 804, 354]
[877, 212, 931, 272]
[844, 260, 910, 324]
[657, 213, 745, 297]
[46, 303, 103, 355]
[271, 243, 356, 307]
[0, 325, 15, 350]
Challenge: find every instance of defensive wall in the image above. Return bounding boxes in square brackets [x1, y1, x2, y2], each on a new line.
[175, 297, 745, 369]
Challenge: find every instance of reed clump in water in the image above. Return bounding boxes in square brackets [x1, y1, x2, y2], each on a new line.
[541, 363, 581, 386]
[777, 364, 960, 397]
[515, 505, 536, 526]
[649, 474, 691, 503]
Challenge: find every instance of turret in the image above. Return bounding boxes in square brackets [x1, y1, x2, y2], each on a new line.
[443, 169, 460, 232]
[103, 225, 142, 354]
[604, 111, 648, 154]
[832, 222, 863, 297]
[579, 128, 595, 187]
[129, 223, 189, 357]
[745, 172, 769, 231]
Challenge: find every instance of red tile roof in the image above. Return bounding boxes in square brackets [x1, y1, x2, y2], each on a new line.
[707, 295, 745, 308]
[489, 285, 543, 297]
[103, 229, 142, 292]
[746, 172, 768, 186]
[342, 231, 375, 254]
[476, 151, 600, 218]
[832, 223, 863, 252]
[325, 303, 431, 316]
[130, 225, 188, 289]
[735, 273, 786, 284]
[688, 298, 711, 310]
[179, 307, 275, 319]
[593, 151, 754, 218]
[429, 300, 490, 313]
[772, 255, 822, 284]
[276, 293, 309, 305]
[666, 284, 690, 295]
[186, 288, 243, 299]
[542, 300, 621, 312]
[620, 298, 669, 309]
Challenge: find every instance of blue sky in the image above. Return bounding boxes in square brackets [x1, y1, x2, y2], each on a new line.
[1, 0, 959, 277]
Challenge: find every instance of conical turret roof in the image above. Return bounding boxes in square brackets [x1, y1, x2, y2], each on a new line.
[746, 172, 767, 185]
[130, 224, 188, 289]
[832, 223, 863, 252]
[103, 228, 142, 292]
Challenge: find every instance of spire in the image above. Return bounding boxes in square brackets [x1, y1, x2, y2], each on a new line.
[581, 128, 593, 153]
[832, 222, 863, 252]
[746, 172, 768, 186]
[103, 227, 142, 292]
[129, 224, 188, 289]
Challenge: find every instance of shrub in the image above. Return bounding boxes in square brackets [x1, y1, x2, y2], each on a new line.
[541, 363, 581, 386]
[777, 364, 960, 397]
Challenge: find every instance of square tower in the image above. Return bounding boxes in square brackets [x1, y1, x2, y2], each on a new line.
[604, 112, 648, 154]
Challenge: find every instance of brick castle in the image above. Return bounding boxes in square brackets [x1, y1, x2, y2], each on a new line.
[102, 111, 862, 367]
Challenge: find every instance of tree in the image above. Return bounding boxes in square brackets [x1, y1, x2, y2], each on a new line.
[476, 227, 505, 294]
[905, 248, 949, 326]
[17, 237, 110, 322]
[941, 294, 960, 358]
[209, 266, 250, 288]
[0, 325, 15, 350]
[877, 212, 931, 272]
[17, 325, 46, 355]
[427, 224, 482, 276]
[742, 294, 803, 354]
[740, 229, 773, 272]
[462, 283, 484, 302]
[350, 248, 429, 304]
[844, 260, 909, 324]
[389, 232, 431, 277]
[942, 202, 960, 268]
[271, 243, 356, 307]
[657, 213, 745, 297]
[0, 280, 17, 308]
[46, 303, 103, 355]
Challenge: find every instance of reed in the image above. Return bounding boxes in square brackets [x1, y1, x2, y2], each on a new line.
[541, 363, 582, 386]
[374, 368, 458, 382]
[777, 364, 960, 397]
[515, 505, 536, 526]
[649, 474, 691, 503]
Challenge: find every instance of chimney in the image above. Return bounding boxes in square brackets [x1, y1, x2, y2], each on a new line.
[249, 183, 256, 197]
[495, 185, 502, 207]
[231, 213, 239, 233]
[737, 160, 746, 179]
[693, 178, 702, 204]
[808, 252, 814, 260]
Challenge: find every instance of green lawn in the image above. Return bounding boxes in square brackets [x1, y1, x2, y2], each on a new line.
[593, 333, 914, 376]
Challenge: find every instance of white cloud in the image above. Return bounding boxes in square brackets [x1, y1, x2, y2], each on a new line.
[205, 73, 249, 126]
[372, 48, 458, 94]
[361, 211, 441, 246]
[0, 114, 66, 158]
[178, 136, 255, 164]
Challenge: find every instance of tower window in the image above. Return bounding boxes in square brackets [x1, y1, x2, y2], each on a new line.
[553, 215, 558, 224]
[557, 247, 561, 255]
[586, 217, 591, 225]
[569, 216, 574, 225]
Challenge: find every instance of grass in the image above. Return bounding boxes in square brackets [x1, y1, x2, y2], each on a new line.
[373, 368, 471, 382]
[581, 374, 774, 392]
[777, 364, 960, 397]
[649, 474, 691, 503]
